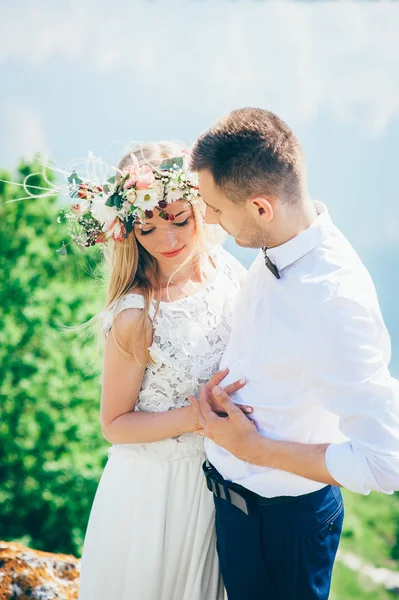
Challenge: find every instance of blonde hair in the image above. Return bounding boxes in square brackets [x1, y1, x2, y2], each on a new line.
[103, 141, 213, 364]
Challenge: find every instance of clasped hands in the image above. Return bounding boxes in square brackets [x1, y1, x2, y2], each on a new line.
[189, 368, 261, 462]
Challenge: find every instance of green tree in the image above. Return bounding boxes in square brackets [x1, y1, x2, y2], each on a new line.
[0, 159, 106, 555]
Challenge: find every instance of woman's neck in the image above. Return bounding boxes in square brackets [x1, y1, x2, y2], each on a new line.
[158, 252, 208, 286]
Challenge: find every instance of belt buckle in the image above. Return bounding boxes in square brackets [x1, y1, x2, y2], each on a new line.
[229, 489, 250, 516]
[218, 482, 230, 502]
[202, 461, 250, 516]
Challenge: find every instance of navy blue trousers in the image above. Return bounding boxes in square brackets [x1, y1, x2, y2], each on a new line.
[214, 484, 344, 600]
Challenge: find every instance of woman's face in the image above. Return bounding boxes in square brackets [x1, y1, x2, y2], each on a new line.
[134, 200, 198, 265]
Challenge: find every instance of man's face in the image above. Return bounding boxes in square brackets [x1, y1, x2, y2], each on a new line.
[198, 169, 266, 249]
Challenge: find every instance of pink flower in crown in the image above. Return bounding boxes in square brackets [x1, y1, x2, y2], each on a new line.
[95, 232, 107, 244]
[135, 165, 156, 190]
[122, 153, 140, 190]
[71, 202, 89, 215]
[107, 219, 126, 243]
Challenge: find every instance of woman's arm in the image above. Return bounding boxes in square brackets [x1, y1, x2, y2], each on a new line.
[100, 307, 199, 444]
[101, 306, 248, 445]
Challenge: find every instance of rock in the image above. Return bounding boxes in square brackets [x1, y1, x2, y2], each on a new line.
[0, 541, 80, 600]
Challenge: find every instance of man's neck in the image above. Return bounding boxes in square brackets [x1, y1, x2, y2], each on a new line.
[265, 201, 318, 249]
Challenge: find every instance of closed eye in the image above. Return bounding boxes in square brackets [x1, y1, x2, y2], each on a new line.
[140, 228, 155, 236]
[174, 218, 190, 227]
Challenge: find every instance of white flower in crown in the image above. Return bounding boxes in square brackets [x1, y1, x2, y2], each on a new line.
[134, 183, 163, 211]
[91, 196, 117, 230]
[166, 186, 185, 203]
[125, 188, 137, 204]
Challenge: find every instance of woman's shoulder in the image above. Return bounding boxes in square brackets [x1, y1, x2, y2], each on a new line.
[101, 289, 153, 336]
[115, 289, 146, 313]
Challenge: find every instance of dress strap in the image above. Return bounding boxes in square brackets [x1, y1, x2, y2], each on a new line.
[101, 293, 155, 336]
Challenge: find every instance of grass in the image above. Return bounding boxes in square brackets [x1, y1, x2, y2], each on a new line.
[331, 562, 396, 600]
[329, 490, 399, 598]
[339, 490, 399, 569]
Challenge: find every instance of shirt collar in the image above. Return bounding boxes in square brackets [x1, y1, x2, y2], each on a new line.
[265, 201, 333, 273]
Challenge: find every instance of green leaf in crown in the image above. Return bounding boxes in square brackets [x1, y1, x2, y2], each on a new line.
[123, 215, 135, 237]
[159, 156, 184, 171]
[68, 171, 83, 185]
[105, 193, 122, 208]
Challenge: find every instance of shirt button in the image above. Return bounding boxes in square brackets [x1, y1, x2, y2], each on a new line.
[328, 522, 335, 532]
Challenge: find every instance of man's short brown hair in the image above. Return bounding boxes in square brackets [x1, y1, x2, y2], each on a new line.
[191, 108, 306, 204]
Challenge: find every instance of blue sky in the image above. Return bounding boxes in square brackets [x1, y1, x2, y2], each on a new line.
[1, 0, 398, 374]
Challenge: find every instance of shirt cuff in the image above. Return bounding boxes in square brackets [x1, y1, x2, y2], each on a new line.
[325, 442, 393, 496]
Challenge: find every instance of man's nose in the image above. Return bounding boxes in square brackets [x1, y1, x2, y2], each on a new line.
[204, 206, 219, 225]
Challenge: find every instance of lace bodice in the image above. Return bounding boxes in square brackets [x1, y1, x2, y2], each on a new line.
[101, 246, 246, 459]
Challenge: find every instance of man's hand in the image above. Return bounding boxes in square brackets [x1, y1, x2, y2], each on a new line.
[201, 368, 252, 416]
[190, 384, 262, 461]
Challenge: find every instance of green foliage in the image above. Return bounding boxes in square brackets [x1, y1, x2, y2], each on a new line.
[331, 562, 396, 600]
[341, 489, 399, 568]
[0, 159, 106, 556]
[329, 489, 399, 598]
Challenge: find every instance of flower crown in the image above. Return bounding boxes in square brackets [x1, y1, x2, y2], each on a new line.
[60, 153, 200, 248]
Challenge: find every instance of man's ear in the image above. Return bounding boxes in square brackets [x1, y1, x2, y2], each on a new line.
[248, 196, 274, 222]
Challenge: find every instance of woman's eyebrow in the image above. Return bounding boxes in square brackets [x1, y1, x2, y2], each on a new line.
[139, 209, 189, 228]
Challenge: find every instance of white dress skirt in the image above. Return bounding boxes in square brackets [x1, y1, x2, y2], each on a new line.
[78, 247, 246, 600]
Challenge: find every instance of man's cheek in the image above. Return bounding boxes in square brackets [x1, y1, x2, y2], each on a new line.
[204, 207, 218, 224]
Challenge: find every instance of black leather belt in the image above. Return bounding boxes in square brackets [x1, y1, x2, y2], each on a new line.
[203, 460, 299, 516]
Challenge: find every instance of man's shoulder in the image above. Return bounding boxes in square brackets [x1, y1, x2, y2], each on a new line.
[299, 228, 377, 304]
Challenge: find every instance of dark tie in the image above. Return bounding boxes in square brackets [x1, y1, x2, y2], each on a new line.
[262, 247, 280, 279]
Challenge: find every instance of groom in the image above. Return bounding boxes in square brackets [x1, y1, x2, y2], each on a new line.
[189, 108, 399, 599]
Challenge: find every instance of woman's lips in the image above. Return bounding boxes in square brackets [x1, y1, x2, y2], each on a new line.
[160, 246, 185, 258]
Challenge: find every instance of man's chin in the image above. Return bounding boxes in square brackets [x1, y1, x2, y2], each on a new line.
[234, 237, 261, 249]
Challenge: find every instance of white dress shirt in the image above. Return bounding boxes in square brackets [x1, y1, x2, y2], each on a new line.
[205, 201, 399, 497]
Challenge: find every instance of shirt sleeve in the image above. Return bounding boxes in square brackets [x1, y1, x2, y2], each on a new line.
[304, 296, 399, 495]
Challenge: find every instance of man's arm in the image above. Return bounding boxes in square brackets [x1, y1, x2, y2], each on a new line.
[192, 384, 337, 485]
[192, 297, 399, 494]
[307, 297, 399, 494]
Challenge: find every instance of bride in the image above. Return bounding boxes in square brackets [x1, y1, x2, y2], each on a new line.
[74, 142, 249, 600]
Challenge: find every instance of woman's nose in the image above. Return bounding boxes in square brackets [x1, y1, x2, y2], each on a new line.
[161, 225, 178, 250]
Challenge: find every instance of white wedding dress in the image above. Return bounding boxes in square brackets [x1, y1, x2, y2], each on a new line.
[78, 246, 246, 600]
